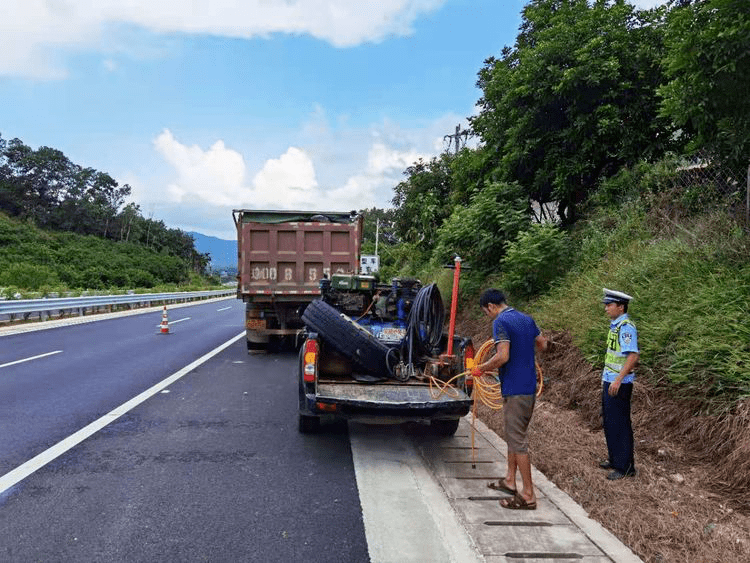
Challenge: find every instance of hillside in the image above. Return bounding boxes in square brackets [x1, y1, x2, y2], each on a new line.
[0, 212, 211, 294]
[451, 200, 750, 563]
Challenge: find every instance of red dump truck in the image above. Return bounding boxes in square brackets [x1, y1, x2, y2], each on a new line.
[233, 209, 363, 352]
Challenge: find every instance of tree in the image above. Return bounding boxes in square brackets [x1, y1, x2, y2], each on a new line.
[471, 0, 676, 226]
[358, 207, 397, 247]
[433, 181, 529, 273]
[660, 0, 750, 171]
[391, 154, 455, 252]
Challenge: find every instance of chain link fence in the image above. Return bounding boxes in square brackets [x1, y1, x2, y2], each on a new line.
[674, 151, 750, 230]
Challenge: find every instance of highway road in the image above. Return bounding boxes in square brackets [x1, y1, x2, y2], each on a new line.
[0, 299, 640, 562]
[0, 300, 371, 562]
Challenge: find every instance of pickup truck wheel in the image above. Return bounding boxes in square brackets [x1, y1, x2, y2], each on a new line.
[431, 418, 460, 437]
[298, 414, 321, 434]
[302, 299, 391, 377]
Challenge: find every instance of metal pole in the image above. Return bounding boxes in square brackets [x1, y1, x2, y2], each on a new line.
[446, 256, 462, 357]
[375, 218, 379, 258]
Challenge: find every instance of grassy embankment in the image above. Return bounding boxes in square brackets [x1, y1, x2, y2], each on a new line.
[431, 196, 750, 508]
[0, 211, 220, 298]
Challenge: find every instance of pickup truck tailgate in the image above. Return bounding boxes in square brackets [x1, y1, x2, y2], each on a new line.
[317, 383, 471, 407]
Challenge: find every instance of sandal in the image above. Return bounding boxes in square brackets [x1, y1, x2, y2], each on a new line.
[487, 480, 517, 495]
[500, 494, 537, 510]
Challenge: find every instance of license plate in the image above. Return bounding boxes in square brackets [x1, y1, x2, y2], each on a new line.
[378, 327, 406, 343]
[246, 318, 267, 330]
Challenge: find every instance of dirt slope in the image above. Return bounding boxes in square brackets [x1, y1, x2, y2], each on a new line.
[459, 316, 750, 563]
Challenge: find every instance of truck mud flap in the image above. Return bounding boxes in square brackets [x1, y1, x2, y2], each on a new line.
[302, 299, 394, 378]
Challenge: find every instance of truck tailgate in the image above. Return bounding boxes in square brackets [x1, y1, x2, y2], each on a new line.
[317, 383, 471, 406]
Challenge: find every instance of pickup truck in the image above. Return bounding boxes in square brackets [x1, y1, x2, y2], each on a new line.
[297, 274, 474, 435]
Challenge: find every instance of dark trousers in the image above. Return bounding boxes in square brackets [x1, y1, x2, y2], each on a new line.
[602, 381, 635, 474]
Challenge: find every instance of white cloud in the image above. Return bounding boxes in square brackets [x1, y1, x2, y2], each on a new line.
[1, 0, 446, 79]
[252, 147, 322, 206]
[139, 109, 472, 237]
[327, 142, 427, 209]
[153, 129, 248, 206]
[628, 0, 667, 8]
[153, 129, 325, 209]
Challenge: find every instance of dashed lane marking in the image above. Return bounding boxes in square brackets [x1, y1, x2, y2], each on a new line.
[0, 350, 63, 370]
[0, 332, 244, 496]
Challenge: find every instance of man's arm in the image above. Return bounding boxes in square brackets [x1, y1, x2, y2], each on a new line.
[535, 333, 547, 354]
[477, 341, 510, 373]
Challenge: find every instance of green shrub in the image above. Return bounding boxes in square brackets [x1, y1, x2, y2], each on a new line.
[433, 181, 528, 273]
[0, 263, 59, 290]
[501, 223, 573, 298]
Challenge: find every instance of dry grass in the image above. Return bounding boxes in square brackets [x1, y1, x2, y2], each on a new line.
[461, 320, 750, 563]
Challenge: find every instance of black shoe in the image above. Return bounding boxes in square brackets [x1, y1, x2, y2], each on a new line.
[598, 460, 612, 469]
[606, 469, 636, 480]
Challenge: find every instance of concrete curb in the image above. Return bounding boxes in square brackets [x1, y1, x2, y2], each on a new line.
[468, 413, 644, 563]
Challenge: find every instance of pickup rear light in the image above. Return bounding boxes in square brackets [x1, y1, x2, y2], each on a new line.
[315, 402, 337, 412]
[303, 339, 318, 383]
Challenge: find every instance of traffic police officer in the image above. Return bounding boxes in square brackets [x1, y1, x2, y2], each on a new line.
[600, 288, 639, 480]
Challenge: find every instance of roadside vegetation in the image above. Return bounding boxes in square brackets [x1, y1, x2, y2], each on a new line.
[361, 2, 750, 561]
[0, 134, 218, 298]
[0, 211, 220, 299]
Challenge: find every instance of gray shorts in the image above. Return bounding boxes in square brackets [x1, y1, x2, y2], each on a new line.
[504, 394, 536, 454]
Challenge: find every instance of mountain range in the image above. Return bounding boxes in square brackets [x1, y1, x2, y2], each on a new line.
[188, 232, 237, 270]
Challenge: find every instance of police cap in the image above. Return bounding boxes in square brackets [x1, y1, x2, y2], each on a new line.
[602, 288, 633, 304]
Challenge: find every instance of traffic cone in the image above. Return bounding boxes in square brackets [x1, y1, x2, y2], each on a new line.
[160, 305, 170, 334]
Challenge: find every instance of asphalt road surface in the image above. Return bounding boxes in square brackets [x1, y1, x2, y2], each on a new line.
[1, 299, 640, 563]
[0, 301, 369, 562]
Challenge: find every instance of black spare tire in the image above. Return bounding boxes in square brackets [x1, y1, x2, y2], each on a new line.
[302, 299, 393, 378]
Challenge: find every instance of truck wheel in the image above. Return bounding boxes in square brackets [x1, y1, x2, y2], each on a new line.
[431, 418, 460, 437]
[302, 299, 392, 377]
[298, 414, 321, 434]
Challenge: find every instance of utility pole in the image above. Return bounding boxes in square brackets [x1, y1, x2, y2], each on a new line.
[375, 218, 379, 258]
[444, 124, 469, 155]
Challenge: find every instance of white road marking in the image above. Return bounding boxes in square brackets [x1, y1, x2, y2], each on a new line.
[0, 350, 63, 370]
[216, 306, 232, 312]
[155, 317, 190, 328]
[0, 332, 245, 495]
[349, 423, 483, 563]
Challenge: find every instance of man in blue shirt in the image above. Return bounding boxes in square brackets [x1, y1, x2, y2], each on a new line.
[600, 288, 639, 480]
[472, 289, 547, 510]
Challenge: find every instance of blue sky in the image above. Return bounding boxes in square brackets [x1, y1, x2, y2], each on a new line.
[1, 0, 661, 240]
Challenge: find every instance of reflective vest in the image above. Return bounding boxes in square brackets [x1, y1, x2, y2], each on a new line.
[604, 317, 636, 376]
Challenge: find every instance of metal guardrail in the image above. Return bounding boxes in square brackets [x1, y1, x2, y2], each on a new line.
[0, 289, 236, 321]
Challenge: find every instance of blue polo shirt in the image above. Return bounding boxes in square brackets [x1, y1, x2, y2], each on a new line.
[492, 307, 540, 396]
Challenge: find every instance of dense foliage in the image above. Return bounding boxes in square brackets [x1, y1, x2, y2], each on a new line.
[472, 0, 676, 226]
[660, 0, 750, 172]
[0, 134, 211, 291]
[378, 0, 750, 407]
[0, 212, 202, 294]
